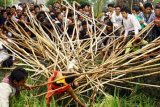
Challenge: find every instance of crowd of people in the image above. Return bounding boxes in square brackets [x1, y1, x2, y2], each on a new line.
[0, 2, 159, 40]
[0, 1, 160, 107]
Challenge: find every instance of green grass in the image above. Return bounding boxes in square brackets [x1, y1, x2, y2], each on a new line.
[9, 88, 156, 107]
[0, 70, 157, 107]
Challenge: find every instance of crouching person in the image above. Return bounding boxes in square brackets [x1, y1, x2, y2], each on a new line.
[46, 70, 86, 107]
[0, 67, 33, 107]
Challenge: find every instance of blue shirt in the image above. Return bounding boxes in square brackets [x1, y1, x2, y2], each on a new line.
[139, 12, 155, 25]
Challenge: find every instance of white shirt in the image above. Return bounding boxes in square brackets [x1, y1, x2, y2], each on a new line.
[111, 12, 123, 28]
[0, 83, 16, 107]
[123, 14, 142, 37]
[106, 11, 115, 19]
[0, 41, 10, 65]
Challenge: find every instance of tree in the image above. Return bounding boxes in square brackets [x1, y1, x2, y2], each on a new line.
[0, 0, 14, 8]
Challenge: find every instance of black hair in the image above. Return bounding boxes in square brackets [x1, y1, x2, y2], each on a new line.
[67, 13, 73, 18]
[132, 6, 140, 12]
[1, 56, 13, 67]
[121, 7, 129, 13]
[11, 6, 16, 9]
[62, 73, 78, 84]
[155, 4, 160, 9]
[81, 20, 87, 26]
[144, 3, 153, 9]
[1, 10, 6, 14]
[106, 21, 113, 27]
[108, 4, 114, 8]
[78, 6, 83, 10]
[9, 67, 28, 83]
[81, 3, 90, 9]
[6, 7, 11, 9]
[36, 11, 46, 21]
[115, 5, 121, 9]
[34, 5, 40, 9]
[18, 3, 23, 6]
[50, 14, 55, 19]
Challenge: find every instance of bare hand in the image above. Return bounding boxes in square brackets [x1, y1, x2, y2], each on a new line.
[134, 35, 141, 40]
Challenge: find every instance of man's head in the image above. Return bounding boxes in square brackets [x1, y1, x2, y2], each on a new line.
[121, 7, 129, 19]
[1, 10, 7, 18]
[132, 6, 140, 15]
[6, 7, 11, 13]
[34, 5, 40, 14]
[29, 3, 34, 10]
[134, 36, 141, 43]
[154, 18, 160, 27]
[155, 4, 160, 17]
[144, 3, 153, 14]
[81, 3, 90, 12]
[115, 5, 121, 14]
[82, 20, 87, 30]
[106, 21, 113, 32]
[56, 12, 63, 21]
[108, 4, 114, 12]
[16, 6, 23, 16]
[11, 6, 16, 14]
[9, 67, 28, 87]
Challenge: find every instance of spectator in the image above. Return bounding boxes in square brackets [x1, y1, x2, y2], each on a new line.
[139, 3, 155, 26]
[34, 5, 40, 15]
[155, 4, 160, 18]
[132, 6, 145, 29]
[102, 21, 114, 45]
[111, 5, 123, 28]
[121, 7, 141, 39]
[150, 18, 160, 40]
[106, 3, 115, 19]
[79, 21, 90, 39]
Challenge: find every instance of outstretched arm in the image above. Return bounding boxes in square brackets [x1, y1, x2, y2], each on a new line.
[67, 87, 86, 107]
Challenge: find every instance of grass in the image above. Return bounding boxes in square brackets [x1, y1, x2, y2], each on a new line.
[9, 86, 156, 107]
[0, 70, 157, 107]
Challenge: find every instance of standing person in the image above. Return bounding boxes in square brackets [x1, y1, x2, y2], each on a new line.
[150, 18, 160, 41]
[0, 67, 33, 107]
[111, 5, 123, 28]
[121, 7, 142, 39]
[132, 6, 145, 29]
[154, 4, 160, 18]
[139, 3, 155, 26]
[106, 3, 115, 19]
[81, 3, 91, 16]
[100, 3, 115, 22]
[34, 5, 40, 15]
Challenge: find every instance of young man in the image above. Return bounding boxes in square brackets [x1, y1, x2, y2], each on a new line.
[155, 4, 160, 18]
[101, 4, 115, 22]
[46, 70, 86, 107]
[121, 7, 142, 39]
[150, 18, 160, 41]
[139, 3, 155, 26]
[0, 67, 33, 107]
[106, 4, 115, 19]
[132, 6, 145, 29]
[111, 5, 123, 28]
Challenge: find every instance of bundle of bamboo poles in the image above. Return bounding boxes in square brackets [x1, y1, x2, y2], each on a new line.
[0, 0, 160, 105]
